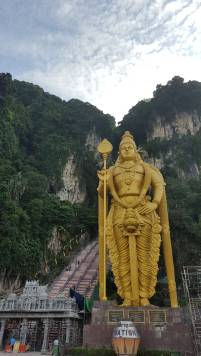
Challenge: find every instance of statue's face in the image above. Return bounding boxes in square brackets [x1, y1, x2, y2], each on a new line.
[119, 142, 136, 161]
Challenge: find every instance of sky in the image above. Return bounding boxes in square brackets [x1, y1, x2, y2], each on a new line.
[0, 0, 201, 122]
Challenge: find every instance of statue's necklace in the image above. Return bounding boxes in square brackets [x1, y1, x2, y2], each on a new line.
[124, 165, 136, 186]
[125, 171, 135, 185]
[116, 162, 137, 185]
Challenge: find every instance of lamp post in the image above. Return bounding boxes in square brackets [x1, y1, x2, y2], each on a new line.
[112, 321, 140, 356]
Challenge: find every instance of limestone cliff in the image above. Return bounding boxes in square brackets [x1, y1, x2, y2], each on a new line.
[85, 129, 101, 154]
[57, 154, 86, 203]
[143, 111, 201, 178]
[120, 76, 201, 179]
[48, 226, 63, 255]
[149, 111, 201, 141]
[57, 130, 101, 203]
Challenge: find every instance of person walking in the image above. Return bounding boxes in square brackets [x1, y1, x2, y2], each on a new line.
[52, 339, 60, 356]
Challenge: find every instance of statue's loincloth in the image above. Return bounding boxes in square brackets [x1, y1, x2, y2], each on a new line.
[106, 198, 162, 301]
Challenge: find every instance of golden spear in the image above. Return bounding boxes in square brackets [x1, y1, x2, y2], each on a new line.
[97, 139, 113, 300]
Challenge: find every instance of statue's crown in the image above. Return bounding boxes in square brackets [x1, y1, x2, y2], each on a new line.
[120, 131, 137, 149]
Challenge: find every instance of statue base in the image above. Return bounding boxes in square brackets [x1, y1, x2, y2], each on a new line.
[83, 301, 194, 355]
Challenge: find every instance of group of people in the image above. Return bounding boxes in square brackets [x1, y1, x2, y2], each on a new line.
[4, 335, 60, 354]
[4, 336, 27, 352]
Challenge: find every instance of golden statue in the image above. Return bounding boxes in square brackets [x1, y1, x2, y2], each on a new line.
[97, 131, 178, 308]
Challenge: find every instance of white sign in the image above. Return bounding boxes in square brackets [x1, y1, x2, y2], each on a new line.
[113, 321, 140, 339]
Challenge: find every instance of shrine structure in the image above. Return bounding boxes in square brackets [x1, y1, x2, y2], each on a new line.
[0, 281, 81, 353]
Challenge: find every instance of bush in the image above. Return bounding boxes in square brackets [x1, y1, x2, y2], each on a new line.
[65, 347, 115, 355]
[65, 347, 179, 356]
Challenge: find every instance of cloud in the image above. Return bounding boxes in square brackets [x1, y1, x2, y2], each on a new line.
[0, 0, 201, 121]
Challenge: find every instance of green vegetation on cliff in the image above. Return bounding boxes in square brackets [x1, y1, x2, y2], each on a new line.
[0, 73, 115, 289]
[1, 73, 201, 298]
[120, 76, 201, 143]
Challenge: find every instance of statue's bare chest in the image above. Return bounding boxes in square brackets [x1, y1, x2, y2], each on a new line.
[113, 164, 144, 193]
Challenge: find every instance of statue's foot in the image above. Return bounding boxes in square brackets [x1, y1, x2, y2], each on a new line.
[120, 299, 132, 307]
[140, 298, 150, 306]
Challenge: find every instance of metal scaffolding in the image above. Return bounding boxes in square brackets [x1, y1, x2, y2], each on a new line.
[182, 266, 201, 356]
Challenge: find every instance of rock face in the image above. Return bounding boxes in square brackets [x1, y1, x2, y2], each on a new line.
[178, 162, 200, 178]
[149, 111, 201, 140]
[57, 130, 100, 204]
[144, 111, 201, 178]
[48, 227, 63, 255]
[57, 155, 86, 203]
[85, 129, 101, 154]
[147, 157, 164, 170]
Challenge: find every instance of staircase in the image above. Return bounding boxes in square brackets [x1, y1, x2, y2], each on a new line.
[49, 240, 99, 300]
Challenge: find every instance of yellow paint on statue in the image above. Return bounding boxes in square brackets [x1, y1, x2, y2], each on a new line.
[97, 139, 113, 301]
[97, 131, 178, 308]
